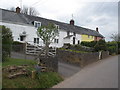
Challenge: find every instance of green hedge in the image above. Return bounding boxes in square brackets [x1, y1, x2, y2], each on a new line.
[81, 41, 97, 48]
[106, 41, 118, 55]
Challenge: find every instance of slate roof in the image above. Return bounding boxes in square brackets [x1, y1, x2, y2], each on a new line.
[0, 8, 104, 37]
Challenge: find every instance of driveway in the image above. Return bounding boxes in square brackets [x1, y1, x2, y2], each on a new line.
[53, 55, 118, 88]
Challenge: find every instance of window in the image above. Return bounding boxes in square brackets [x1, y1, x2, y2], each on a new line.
[20, 36, 26, 41]
[67, 31, 70, 36]
[34, 38, 36, 43]
[34, 38, 39, 44]
[54, 39, 59, 43]
[34, 21, 41, 28]
[37, 38, 39, 44]
[73, 37, 75, 44]
[55, 25, 59, 29]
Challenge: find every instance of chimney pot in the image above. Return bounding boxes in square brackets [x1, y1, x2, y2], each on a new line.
[96, 27, 99, 32]
[16, 7, 20, 13]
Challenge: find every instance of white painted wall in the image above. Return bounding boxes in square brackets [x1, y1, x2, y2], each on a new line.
[0, 21, 42, 45]
[0, 21, 81, 48]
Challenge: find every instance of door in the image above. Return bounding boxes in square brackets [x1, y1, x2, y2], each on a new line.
[73, 37, 75, 44]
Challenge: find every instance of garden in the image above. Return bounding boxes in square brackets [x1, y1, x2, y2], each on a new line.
[1, 25, 63, 88]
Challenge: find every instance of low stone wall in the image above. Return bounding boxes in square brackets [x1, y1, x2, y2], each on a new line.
[40, 56, 58, 72]
[57, 49, 109, 68]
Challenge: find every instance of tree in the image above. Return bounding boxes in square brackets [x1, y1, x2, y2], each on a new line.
[9, 6, 39, 16]
[110, 33, 120, 42]
[94, 40, 107, 52]
[37, 23, 59, 57]
[1, 25, 13, 61]
[110, 33, 120, 54]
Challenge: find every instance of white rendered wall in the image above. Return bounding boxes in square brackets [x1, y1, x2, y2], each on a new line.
[0, 21, 41, 45]
[0, 21, 82, 48]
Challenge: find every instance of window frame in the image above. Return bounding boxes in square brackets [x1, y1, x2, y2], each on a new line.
[34, 21, 41, 28]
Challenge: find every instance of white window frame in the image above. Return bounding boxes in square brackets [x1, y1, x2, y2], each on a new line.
[54, 39, 59, 44]
[55, 24, 59, 29]
[34, 21, 41, 28]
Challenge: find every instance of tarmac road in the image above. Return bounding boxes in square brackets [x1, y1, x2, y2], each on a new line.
[53, 55, 118, 88]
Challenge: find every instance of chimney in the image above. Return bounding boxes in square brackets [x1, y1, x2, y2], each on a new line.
[16, 7, 20, 13]
[96, 27, 99, 32]
[70, 19, 74, 25]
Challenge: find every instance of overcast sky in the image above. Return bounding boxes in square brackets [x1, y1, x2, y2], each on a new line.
[0, 0, 119, 41]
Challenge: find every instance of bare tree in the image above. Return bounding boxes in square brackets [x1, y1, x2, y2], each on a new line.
[110, 33, 120, 42]
[8, 6, 39, 16]
[21, 6, 29, 15]
[29, 7, 39, 16]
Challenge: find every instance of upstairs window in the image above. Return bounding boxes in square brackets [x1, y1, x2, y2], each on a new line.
[34, 21, 41, 28]
[56, 25, 59, 29]
[55, 24, 59, 29]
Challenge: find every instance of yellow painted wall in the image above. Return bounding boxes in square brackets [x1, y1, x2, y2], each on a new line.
[81, 35, 94, 42]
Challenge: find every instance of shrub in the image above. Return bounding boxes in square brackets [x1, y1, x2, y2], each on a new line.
[1, 25, 13, 62]
[81, 41, 97, 48]
[94, 40, 107, 52]
[106, 41, 118, 54]
[108, 46, 117, 55]
[118, 42, 120, 54]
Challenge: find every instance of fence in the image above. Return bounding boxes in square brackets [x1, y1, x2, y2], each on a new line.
[11, 43, 58, 72]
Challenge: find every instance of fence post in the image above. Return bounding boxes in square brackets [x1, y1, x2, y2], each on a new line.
[99, 51, 102, 60]
[24, 42, 27, 60]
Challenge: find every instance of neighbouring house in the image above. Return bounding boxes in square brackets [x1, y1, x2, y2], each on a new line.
[0, 7, 104, 48]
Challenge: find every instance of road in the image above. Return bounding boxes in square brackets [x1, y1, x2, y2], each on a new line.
[58, 62, 80, 78]
[53, 55, 118, 88]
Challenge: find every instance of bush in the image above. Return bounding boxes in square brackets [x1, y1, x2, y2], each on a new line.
[81, 41, 97, 48]
[1, 25, 13, 62]
[94, 40, 107, 52]
[108, 46, 117, 55]
[118, 42, 120, 54]
[106, 41, 118, 54]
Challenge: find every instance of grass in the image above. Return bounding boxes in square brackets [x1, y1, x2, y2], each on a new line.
[2, 58, 37, 67]
[2, 58, 63, 88]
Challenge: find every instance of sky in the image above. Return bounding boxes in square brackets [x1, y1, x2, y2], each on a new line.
[0, 0, 119, 41]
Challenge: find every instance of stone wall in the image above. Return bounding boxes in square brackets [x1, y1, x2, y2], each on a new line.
[40, 56, 58, 72]
[57, 49, 110, 68]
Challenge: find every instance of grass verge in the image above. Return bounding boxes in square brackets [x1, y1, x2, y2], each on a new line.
[2, 58, 63, 88]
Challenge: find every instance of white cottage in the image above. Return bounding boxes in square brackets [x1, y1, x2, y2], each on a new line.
[0, 7, 104, 48]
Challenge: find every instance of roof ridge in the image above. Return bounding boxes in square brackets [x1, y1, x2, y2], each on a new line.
[1, 8, 104, 37]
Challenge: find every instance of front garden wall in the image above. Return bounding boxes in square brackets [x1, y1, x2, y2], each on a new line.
[57, 49, 109, 67]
